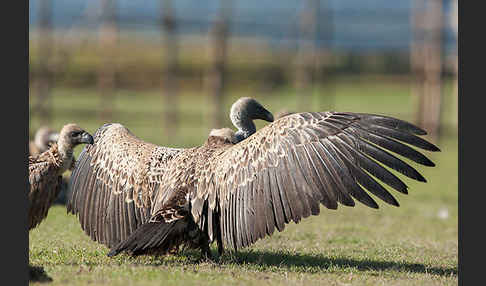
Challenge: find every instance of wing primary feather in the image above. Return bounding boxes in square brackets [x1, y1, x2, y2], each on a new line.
[306, 143, 341, 205]
[247, 179, 257, 244]
[289, 146, 319, 216]
[262, 169, 276, 236]
[98, 181, 108, 244]
[126, 189, 137, 236]
[224, 201, 231, 248]
[67, 148, 88, 212]
[293, 144, 328, 211]
[69, 149, 90, 213]
[113, 191, 121, 247]
[336, 137, 409, 194]
[331, 138, 400, 206]
[274, 160, 293, 223]
[239, 185, 247, 248]
[121, 191, 130, 241]
[355, 137, 427, 182]
[244, 177, 256, 244]
[354, 122, 440, 152]
[231, 191, 241, 250]
[300, 143, 338, 209]
[280, 158, 303, 223]
[310, 142, 355, 207]
[105, 193, 115, 248]
[230, 191, 237, 250]
[87, 169, 100, 239]
[350, 127, 435, 167]
[292, 145, 321, 197]
[320, 139, 379, 208]
[267, 167, 286, 231]
[221, 199, 228, 247]
[355, 113, 428, 135]
[252, 177, 262, 244]
[81, 166, 95, 235]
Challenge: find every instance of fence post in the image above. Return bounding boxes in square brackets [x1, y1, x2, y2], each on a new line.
[160, 0, 179, 141]
[207, 0, 232, 129]
[411, 0, 443, 142]
[318, 0, 334, 111]
[422, 0, 444, 142]
[32, 0, 53, 126]
[295, 0, 320, 111]
[98, 0, 118, 122]
[411, 0, 425, 127]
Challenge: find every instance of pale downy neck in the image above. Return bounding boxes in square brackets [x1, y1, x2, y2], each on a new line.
[56, 137, 74, 173]
[231, 110, 256, 143]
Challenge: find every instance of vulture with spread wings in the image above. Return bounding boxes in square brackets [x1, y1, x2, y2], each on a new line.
[67, 97, 274, 249]
[67, 98, 439, 258]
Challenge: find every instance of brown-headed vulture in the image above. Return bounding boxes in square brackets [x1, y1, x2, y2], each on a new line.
[29, 123, 93, 230]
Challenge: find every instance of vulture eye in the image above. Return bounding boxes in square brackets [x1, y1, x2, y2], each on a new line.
[71, 131, 81, 138]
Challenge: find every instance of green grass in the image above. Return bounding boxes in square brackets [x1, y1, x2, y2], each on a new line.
[29, 80, 458, 285]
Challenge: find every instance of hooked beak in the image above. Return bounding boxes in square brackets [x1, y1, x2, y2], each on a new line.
[260, 109, 274, 123]
[80, 132, 94, 145]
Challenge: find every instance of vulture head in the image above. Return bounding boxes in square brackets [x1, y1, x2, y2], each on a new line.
[57, 123, 94, 155]
[208, 128, 237, 144]
[230, 97, 274, 143]
[34, 126, 59, 151]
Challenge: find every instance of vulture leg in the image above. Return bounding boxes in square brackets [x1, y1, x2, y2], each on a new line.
[217, 232, 225, 257]
[199, 234, 213, 261]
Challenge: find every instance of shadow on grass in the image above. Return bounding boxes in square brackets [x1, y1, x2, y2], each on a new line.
[226, 249, 457, 277]
[29, 265, 53, 283]
[60, 248, 457, 278]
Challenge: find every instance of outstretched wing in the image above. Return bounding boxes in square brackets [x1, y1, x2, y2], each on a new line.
[192, 112, 440, 250]
[28, 158, 62, 230]
[67, 123, 183, 248]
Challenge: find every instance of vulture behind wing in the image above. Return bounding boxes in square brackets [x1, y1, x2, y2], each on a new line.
[29, 126, 59, 157]
[108, 110, 440, 258]
[67, 98, 274, 249]
[29, 124, 94, 230]
[29, 126, 70, 205]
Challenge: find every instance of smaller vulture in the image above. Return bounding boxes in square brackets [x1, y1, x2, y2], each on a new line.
[28, 123, 94, 230]
[29, 126, 59, 157]
[29, 126, 69, 205]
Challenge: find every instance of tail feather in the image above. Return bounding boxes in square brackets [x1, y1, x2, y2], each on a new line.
[107, 221, 179, 257]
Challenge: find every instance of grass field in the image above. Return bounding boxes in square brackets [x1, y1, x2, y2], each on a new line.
[29, 79, 458, 285]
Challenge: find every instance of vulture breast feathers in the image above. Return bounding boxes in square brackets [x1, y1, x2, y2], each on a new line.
[67, 123, 183, 248]
[107, 111, 440, 257]
[29, 124, 93, 230]
[29, 146, 64, 230]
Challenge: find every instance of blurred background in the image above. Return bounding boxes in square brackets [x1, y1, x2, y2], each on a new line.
[28, 3, 458, 281]
[29, 0, 458, 149]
